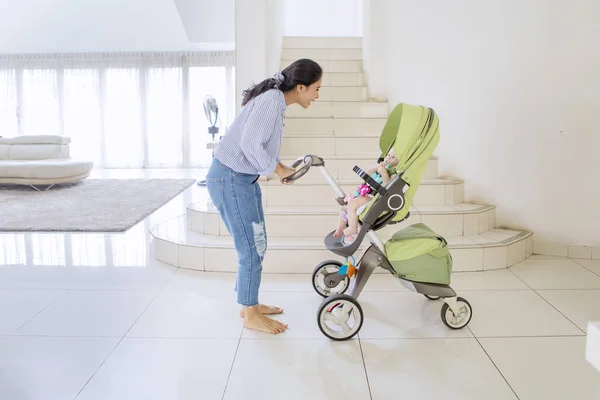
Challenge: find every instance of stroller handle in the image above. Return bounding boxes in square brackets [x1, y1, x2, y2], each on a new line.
[282, 154, 325, 183]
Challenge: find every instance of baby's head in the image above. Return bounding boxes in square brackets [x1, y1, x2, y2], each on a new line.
[384, 148, 399, 167]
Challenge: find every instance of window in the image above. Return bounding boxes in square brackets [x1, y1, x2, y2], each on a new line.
[63, 69, 102, 165]
[0, 52, 235, 168]
[0, 69, 18, 136]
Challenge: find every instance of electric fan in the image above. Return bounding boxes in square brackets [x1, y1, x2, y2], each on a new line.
[198, 95, 221, 186]
[204, 95, 220, 142]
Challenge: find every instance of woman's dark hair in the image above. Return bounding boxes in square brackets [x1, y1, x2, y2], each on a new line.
[241, 58, 323, 106]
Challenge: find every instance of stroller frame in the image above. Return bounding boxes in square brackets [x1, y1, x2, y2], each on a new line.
[285, 154, 473, 341]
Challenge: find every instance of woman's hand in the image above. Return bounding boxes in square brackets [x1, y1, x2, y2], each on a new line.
[275, 163, 296, 185]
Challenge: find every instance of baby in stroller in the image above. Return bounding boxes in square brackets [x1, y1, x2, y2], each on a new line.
[333, 148, 400, 242]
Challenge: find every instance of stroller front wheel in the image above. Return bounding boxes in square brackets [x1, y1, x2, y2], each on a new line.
[317, 294, 363, 341]
[312, 260, 350, 298]
[441, 297, 472, 329]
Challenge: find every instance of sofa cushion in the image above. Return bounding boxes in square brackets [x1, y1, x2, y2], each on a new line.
[0, 159, 93, 180]
[0, 145, 9, 160]
[1, 144, 70, 160]
[0, 135, 71, 145]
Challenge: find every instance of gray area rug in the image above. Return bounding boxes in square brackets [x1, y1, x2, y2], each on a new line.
[0, 179, 196, 232]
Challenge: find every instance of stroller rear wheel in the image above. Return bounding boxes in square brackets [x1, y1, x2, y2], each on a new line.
[317, 294, 363, 341]
[312, 261, 350, 298]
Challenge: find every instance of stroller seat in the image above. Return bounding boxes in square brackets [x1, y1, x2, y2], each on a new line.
[326, 104, 440, 258]
[325, 169, 410, 258]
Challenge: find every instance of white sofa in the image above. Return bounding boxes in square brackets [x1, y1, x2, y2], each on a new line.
[0, 135, 93, 187]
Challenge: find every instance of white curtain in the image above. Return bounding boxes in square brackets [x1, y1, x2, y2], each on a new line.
[0, 69, 18, 137]
[0, 52, 235, 168]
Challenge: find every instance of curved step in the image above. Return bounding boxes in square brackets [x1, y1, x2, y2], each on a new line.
[151, 216, 533, 273]
[251, 177, 460, 208]
[188, 200, 492, 238]
[194, 174, 464, 210]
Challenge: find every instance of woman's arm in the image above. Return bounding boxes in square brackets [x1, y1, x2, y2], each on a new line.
[239, 91, 282, 176]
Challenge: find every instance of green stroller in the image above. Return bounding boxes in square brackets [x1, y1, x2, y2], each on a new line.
[284, 103, 473, 341]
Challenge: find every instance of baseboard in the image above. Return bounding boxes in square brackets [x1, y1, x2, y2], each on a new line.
[533, 238, 600, 260]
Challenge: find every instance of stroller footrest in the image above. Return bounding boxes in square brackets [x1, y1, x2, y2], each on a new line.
[324, 230, 364, 258]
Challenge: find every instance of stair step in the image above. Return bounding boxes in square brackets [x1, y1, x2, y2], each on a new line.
[151, 216, 533, 273]
[282, 48, 363, 61]
[282, 61, 363, 74]
[317, 86, 369, 101]
[277, 155, 440, 181]
[286, 101, 388, 119]
[260, 176, 464, 207]
[189, 198, 490, 238]
[284, 117, 386, 136]
[280, 134, 381, 157]
[322, 72, 367, 86]
[283, 37, 362, 49]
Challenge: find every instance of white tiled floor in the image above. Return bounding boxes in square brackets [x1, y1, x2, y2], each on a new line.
[1, 173, 600, 399]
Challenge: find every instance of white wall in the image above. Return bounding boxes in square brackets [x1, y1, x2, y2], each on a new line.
[367, 0, 600, 246]
[265, 0, 284, 75]
[282, 0, 362, 37]
[173, 0, 235, 49]
[234, 0, 266, 111]
[361, 0, 372, 84]
[234, 0, 284, 111]
[0, 0, 230, 53]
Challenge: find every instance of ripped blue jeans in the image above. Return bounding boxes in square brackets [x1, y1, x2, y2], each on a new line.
[205, 158, 266, 306]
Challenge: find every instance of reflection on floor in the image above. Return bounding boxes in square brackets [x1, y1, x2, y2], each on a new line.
[1, 169, 599, 399]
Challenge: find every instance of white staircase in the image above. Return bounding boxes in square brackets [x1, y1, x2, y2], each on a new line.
[150, 37, 533, 273]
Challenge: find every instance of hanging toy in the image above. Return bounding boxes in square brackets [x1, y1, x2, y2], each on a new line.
[347, 263, 357, 278]
[370, 172, 383, 184]
[357, 183, 371, 197]
[339, 256, 357, 278]
[338, 264, 348, 275]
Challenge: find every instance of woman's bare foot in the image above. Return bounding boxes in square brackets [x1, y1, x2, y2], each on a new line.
[242, 305, 288, 334]
[239, 304, 283, 318]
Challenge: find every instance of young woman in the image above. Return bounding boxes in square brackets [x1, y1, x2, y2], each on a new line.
[206, 59, 323, 334]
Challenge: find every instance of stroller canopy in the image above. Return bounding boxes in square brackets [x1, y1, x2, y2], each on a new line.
[362, 103, 440, 222]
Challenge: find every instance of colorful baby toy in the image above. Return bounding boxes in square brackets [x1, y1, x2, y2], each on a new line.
[338, 256, 357, 278]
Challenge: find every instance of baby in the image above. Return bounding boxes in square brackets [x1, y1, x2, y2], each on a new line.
[333, 148, 400, 242]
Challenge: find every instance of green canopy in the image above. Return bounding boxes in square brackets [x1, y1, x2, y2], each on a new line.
[360, 103, 440, 222]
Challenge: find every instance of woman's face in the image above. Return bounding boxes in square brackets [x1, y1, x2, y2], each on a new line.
[296, 79, 322, 108]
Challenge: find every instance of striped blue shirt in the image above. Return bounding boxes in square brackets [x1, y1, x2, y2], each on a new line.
[214, 89, 286, 176]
